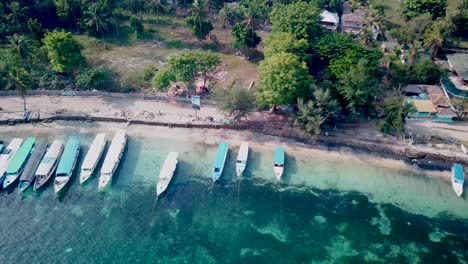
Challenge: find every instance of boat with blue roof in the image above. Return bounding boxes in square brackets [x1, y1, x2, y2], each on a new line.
[54, 136, 81, 193]
[452, 163, 464, 197]
[273, 146, 285, 181]
[3, 137, 36, 188]
[212, 142, 229, 183]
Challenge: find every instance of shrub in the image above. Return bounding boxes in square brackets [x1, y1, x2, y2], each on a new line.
[136, 66, 158, 88]
[38, 72, 72, 90]
[75, 68, 113, 90]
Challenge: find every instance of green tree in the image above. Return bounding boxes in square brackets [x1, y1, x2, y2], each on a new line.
[7, 34, 31, 65]
[83, 2, 109, 39]
[378, 95, 410, 134]
[219, 3, 245, 52]
[231, 23, 261, 50]
[338, 59, 380, 116]
[293, 89, 340, 135]
[214, 83, 255, 121]
[130, 16, 144, 38]
[152, 67, 175, 90]
[5, 67, 32, 110]
[452, 0, 468, 38]
[145, 0, 170, 23]
[27, 19, 45, 42]
[264, 32, 310, 62]
[328, 46, 382, 79]
[240, 0, 268, 31]
[388, 13, 433, 44]
[257, 52, 313, 107]
[55, 0, 80, 33]
[269, 1, 323, 42]
[186, 0, 213, 41]
[43, 30, 86, 73]
[423, 18, 453, 59]
[6, 1, 28, 32]
[400, 0, 447, 20]
[314, 32, 354, 61]
[75, 68, 113, 90]
[411, 58, 443, 83]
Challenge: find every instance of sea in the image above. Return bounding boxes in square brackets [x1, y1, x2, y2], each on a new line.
[0, 129, 467, 263]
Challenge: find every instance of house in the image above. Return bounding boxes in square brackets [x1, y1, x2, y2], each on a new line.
[426, 86, 456, 122]
[341, 9, 365, 35]
[408, 100, 437, 118]
[401, 85, 423, 97]
[320, 10, 340, 31]
[442, 54, 468, 98]
[403, 85, 457, 122]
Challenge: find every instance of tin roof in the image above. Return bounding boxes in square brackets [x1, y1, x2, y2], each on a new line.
[447, 54, 468, 81]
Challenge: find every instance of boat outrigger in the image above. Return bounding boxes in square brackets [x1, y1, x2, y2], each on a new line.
[34, 140, 65, 191]
[0, 138, 23, 185]
[273, 146, 285, 181]
[54, 136, 81, 193]
[156, 152, 179, 197]
[452, 163, 464, 197]
[212, 142, 229, 184]
[99, 130, 127, 192]
[80, 133, 106, 184]
[236, 142, 249, 177]
[18, 139, 48, 193]
[3, 137, 36, 189]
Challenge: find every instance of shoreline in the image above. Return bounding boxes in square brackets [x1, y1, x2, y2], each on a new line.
[0, 121, 451, 182]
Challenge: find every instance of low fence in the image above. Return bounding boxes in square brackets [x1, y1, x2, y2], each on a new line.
[0, 90, 170, 101]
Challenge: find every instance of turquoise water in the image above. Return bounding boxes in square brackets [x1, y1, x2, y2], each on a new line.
[1, 129, 468, 263]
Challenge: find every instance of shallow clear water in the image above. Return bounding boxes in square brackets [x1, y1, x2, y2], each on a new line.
[0, 130, 467, 263]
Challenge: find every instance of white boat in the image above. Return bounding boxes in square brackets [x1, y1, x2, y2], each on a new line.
[273, 146, 285, 181]
[99, 130, 127, 191]
[462, 144, 467, 154]
[235, 142, 249, 177]
[156, 152, 179, 197]
[0, 138, 23, 185]
[80, 133, 106, 184]
[452, 163, 464, 197]
[34, 140, 64, 191]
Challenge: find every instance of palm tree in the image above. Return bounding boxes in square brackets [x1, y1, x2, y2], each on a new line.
[294, 98, 325, 135]
[6, 1, 28, 32]
[83, 3, 109, 46]
[424, 23, 446, 59]
[191, 0, 206, 41]
[219, 3, 244, 53]
[6, 67, 32, 111]
[240, 0, 266, 31]
[407, 40, 423, 67]
[145, 0, 169, 23]
[7, 34, 30, 65]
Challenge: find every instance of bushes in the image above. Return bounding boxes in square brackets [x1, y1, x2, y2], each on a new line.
[75, 68, 113, 90]
[388, 59, 443, 85]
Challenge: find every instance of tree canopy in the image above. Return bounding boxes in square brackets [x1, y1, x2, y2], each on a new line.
[231, 23, 261, 49]
[257, 52, 313, 107]
[263, 32, 310, 62]
[43, 30, 85, 73]
[400, 0, 447, 20]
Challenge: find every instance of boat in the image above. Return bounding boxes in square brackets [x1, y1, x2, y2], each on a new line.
[18, 139, 48, 193]
[156, 152, 179, 197]
[34, 140, 65, 191]
[98, 130, 127, 191]
[54, 136, 81, 193]
[212, 142, 229, 183]
[80, 133, 106, 184]
[273, 146, 285, 181]
[3, 137, 36, 188]
[462, 144, 467, 155]
[235, 142, 249, 177]
[452, 163, 464, 197]
[0, 138, 23, 185]
[0, 140, 4, 153]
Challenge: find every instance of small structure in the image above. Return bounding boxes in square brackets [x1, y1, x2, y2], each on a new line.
[409, 100, 437, 118]
[341, 9, 365, 35]
[442, 54, 468, 98]
[401, 85, 423, 97]
[403, 85, 457, 122]
[320, 10, 340, 31]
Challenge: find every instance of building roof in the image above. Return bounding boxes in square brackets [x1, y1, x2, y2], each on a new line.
[447, 54, 468, 81]
[401, 85, 423, 94]
[342, 9, 365, 23]
[411, 100, 437, 113]
[320, 10, 339, 24]
[426, 86, 450, 107]
[437, 107, 457, 118]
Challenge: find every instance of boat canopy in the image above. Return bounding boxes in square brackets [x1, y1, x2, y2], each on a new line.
[82, 133, 106, 170]
[454, 163, 464, 182]
[0, 138, 23, 170]
[213, 142, 229, 170]
[20, 138, 48, 181]
[36, 140, 64, 176]
[101, 130, 126, 174]
[274, 146, 285, 166]
[56, 136, 80, 176]
[6, 137, 36, 174]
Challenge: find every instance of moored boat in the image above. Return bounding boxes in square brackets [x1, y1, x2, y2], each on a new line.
[156, 152, 179, 197]
[54, 136, 81, 193]
[0, 138, 23, 185]
[273, 146, 285, 181]
[34, 140, 65, 191]
[212, 142, 229, 183]
[0, 140, 4, 153]
[3, 137, 36, 188]
[235, 142, 249, 177]
[99, 130, 127, 192]
[80, 133, 106, 184]
[18, 139, 48, 193]
[452, 163, 464, 197]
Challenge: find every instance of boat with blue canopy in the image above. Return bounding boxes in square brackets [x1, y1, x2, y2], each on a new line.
[3, 137, 36, 188]
[273, 146, 285, 181]
[54, 136, 80, 193]
[452, 163, 464, 197]
[18, 138, 48, 193]
[212, 142, 228, 183]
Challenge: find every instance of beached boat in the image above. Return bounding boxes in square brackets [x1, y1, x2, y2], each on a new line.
[273, 146, 285, 181]
[156, 152, 179, 197]
[34, 140, 65, 191]
[3, 137, 36, 188]
[54, 136, 81, 193]
[0, 140, 4, 153]
[80, 133, 106, 184]
[18, 139, 48, 193]
[236, 142, 249, 177]
[0, 138, 23, 185]
[452, 163, 464, 197]
[212, 142, 229, 183]
[99, 130, 127, 191]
